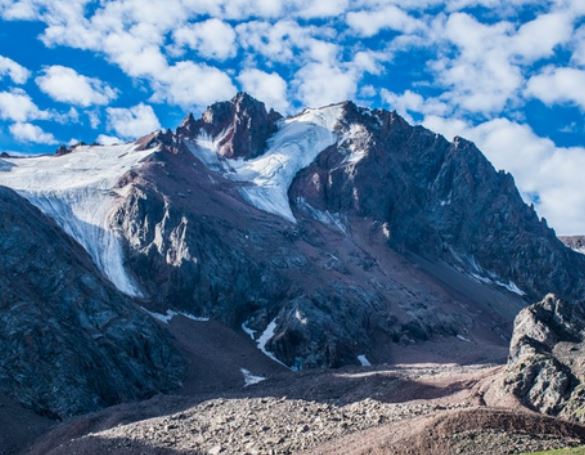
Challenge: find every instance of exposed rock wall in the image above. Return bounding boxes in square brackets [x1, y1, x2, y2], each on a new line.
[0, 186, 185, 418]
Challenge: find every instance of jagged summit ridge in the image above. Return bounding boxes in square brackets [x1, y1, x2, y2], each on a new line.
[177, 91, 282, 159]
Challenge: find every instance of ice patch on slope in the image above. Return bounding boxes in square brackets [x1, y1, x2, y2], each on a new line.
[240, 368, 266, 387]
[188, 104, 343, 222]
[0, 144, 157, 296]
[357, 354, 371, 366]
[244, 317, 289, 369]
[144, 308, 210, 324]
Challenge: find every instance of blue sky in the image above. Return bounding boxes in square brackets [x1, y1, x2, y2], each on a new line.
[1, 0, 585, 234]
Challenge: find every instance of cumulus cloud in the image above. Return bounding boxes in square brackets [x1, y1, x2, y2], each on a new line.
[512, 12, 573, 62]
[150, 61, 236, 108]
[0, 55, 29, 83]
[293, 63, 357, 107]
[526, 67, 585, 110]
[381, 89, 449, 122]
[36, 65, 117, 107]
[173, 18, 236, 60]
[96, 134, 122, 145]
[106, 103, 161, 139]
[9, 122, 57, 144]
[0, 89, 47, 122]
[238, 69, 289, 112]
[346, 5, 423, 37]
[236, 20, 338, 65]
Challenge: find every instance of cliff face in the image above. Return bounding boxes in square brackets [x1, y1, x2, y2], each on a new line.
[505, 294, 585, 422]
[0, 186, 185, 418]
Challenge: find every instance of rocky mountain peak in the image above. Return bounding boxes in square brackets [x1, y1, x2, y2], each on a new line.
[176, 92, 282, 159]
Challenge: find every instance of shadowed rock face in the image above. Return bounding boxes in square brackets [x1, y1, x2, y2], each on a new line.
[0, 186, 185, 418]
[506, 294, 585, 421]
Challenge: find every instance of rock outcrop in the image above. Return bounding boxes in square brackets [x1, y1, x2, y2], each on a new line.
[0, 186, 185, 418]
[506, 294, 585, 421]
[176, 92, 282, 159]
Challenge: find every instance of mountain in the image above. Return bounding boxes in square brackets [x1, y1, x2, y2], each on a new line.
[1, 93, 585, 425]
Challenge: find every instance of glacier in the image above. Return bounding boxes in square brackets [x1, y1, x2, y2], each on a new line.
[0, 143, 158, 296]
[189, 104, 343, 222]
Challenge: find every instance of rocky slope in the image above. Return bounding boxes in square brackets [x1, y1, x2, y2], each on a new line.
[505, 294, 585, 422]
[0, 186, 185, 419]
[26, 363, 585, 455]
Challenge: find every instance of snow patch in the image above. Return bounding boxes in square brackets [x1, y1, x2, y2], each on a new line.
[339, 123, 370, 165]
[495, 279, 526, 296]
[0, 144, 158, 296]
[187, 104, 344, 222]
[460, 254, 526, 297]
[144, 308, 210, 324]
[294, 308, 308, 325]
[381, 222, 391, 239]
[240, 368, 266, 387]
[357, 354, 371, 366]
[296, 197, 346, 233]
[456, 334, 471, 343]
[256, 318, 288, 368]
[241, 320, 256, 339]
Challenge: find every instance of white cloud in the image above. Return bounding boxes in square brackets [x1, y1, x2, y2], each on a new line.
[36, 65, 117, 107]
[572, 25, 585, 66]
[424, 115, 585, 235]
[381, 89, 449, 122]
[294, 0, 348, 18]
[0, 55, 30, 83]
[431, 12, 522, 114]
[512, 12, 573, 62]
[106, 103, 161, 139]
[0, 89, 47, 122]
[238, 68, 289, 112]
[173, 18, 236, 60]
[236, 20, 338, 64]
[9, 122, 57, 144]
[293, 62, 357, 107]
[526, 67, 585, 110]
[150, 61, 236, 108]
[346, 5, 423, 37]
[96, 134, 122, 145]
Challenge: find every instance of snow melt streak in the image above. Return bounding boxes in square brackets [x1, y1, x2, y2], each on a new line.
[0, 144, 157, 296]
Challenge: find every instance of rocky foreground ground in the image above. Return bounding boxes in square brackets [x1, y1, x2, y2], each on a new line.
[23, 363, 585, 455]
